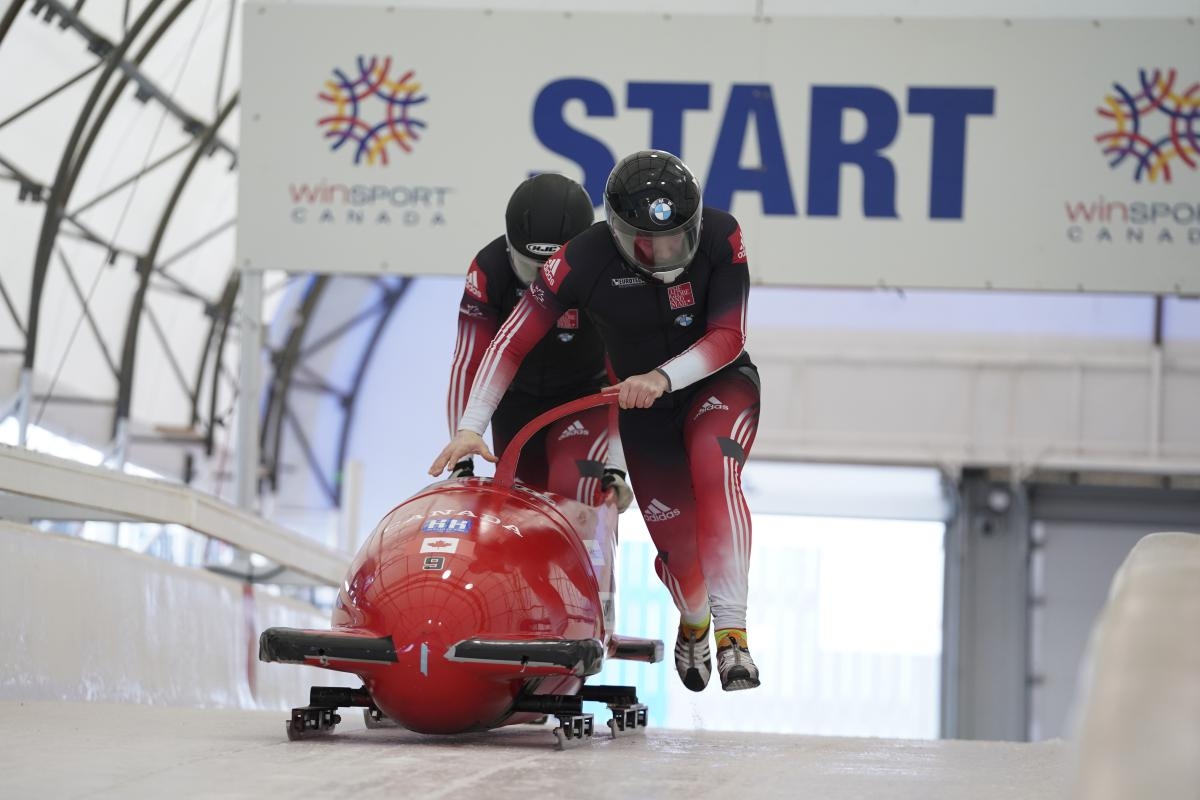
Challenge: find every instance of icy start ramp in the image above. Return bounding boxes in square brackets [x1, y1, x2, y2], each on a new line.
[0, 701, 1064, 800]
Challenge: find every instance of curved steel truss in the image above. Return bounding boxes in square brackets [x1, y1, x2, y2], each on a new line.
[261, 276, 411, 506]
[0, 0, 405, 511]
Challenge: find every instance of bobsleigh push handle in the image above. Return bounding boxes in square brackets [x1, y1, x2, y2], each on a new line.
[492, 386, 621, 490]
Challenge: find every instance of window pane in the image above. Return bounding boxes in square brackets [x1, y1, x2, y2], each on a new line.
[595, 511, 944, 738]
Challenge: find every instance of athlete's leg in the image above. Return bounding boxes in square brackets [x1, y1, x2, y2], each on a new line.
[492, 393, 550, 491]
[543, 405, 609, 503]
[619, 407, 707, 621]
[682, 368, 760, 652]
[621, 404, 714, 690]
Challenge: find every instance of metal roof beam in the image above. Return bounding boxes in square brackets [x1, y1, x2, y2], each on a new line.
[0, 61, 100, 132]
[67, 139, 192, 216]
[56, 247, 119, 379]
[34, 0, 237, 161]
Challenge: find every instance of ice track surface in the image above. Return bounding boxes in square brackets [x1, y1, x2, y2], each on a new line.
[0, 701, 1065, 799]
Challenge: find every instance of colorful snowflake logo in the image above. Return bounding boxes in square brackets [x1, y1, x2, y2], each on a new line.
[1095, 69, 1199, 183]
[318, 57, 427, 166]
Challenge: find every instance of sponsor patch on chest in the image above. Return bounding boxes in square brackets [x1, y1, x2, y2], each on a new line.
[667, 282, 695, 309]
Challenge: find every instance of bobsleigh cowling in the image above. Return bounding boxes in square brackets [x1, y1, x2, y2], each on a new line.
[259, 389, 663, 747]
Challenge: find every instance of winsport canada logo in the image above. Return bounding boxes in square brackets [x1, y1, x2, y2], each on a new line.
[318, 56, 428, 166]
[1064, 69, 1200, 248]
[1095, 68, 1199, 184]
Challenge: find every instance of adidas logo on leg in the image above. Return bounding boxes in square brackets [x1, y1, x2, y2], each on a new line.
[693, 395, 730, 420]
[557, 419, 589, 440]
[642, 498, 681, 522]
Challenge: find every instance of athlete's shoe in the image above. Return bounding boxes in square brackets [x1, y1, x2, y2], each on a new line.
[716, 630, 761, 691]
[674, 617, 712, 692]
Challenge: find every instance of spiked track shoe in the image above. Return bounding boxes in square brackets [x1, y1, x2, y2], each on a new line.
[716, 632, 761, 691]
[674, 621, 712, 692]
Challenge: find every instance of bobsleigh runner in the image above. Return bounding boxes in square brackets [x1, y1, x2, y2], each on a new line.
[258, 388, 664, 749]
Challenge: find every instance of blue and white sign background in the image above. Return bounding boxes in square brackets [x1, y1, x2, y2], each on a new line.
[237, 5, 1200, 293]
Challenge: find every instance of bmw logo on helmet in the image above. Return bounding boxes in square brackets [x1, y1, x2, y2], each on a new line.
[649, 198, 674, 225]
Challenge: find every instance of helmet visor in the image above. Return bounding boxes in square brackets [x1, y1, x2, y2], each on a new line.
[606, 205, 701, 275]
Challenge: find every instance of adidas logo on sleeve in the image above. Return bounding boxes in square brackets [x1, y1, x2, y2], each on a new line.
[643, 498, 681, 522]
[464, 265, 487, 301]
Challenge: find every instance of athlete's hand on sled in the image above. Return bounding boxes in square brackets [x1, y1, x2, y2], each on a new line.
[429, 431, 496, 476]
[616, 370, 669, 409]
[601, 467, 634, 513]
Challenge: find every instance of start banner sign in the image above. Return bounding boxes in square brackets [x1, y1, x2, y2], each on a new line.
[237, 5, 1200, 293]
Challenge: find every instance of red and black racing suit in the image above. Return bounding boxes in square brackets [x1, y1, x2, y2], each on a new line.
[447, 235, 617, 502]
[458, 210, 760, 631]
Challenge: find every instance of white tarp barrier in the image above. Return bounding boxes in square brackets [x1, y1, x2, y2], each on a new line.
[237, 5, 1199, 293]
[0, 523, 337, 710]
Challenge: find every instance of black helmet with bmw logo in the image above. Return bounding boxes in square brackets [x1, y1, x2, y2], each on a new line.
[505, 173, 595, 286]
[603, 149, 702, 284]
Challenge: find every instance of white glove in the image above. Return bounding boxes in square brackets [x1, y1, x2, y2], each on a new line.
[601, 468, 634, 513]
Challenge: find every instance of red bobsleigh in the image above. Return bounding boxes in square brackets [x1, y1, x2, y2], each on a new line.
[258, 388, 663, 747]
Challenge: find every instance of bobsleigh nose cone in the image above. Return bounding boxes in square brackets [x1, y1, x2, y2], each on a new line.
[372, 633, 512, 734]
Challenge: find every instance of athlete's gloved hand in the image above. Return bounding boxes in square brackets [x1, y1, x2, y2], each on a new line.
[449, 458, 475, 478]
[602, 467, 634, 513]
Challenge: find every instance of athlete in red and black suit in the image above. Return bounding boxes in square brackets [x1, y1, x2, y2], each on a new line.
[432, 151, 761, 693]
[446, 173, 630, 508]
